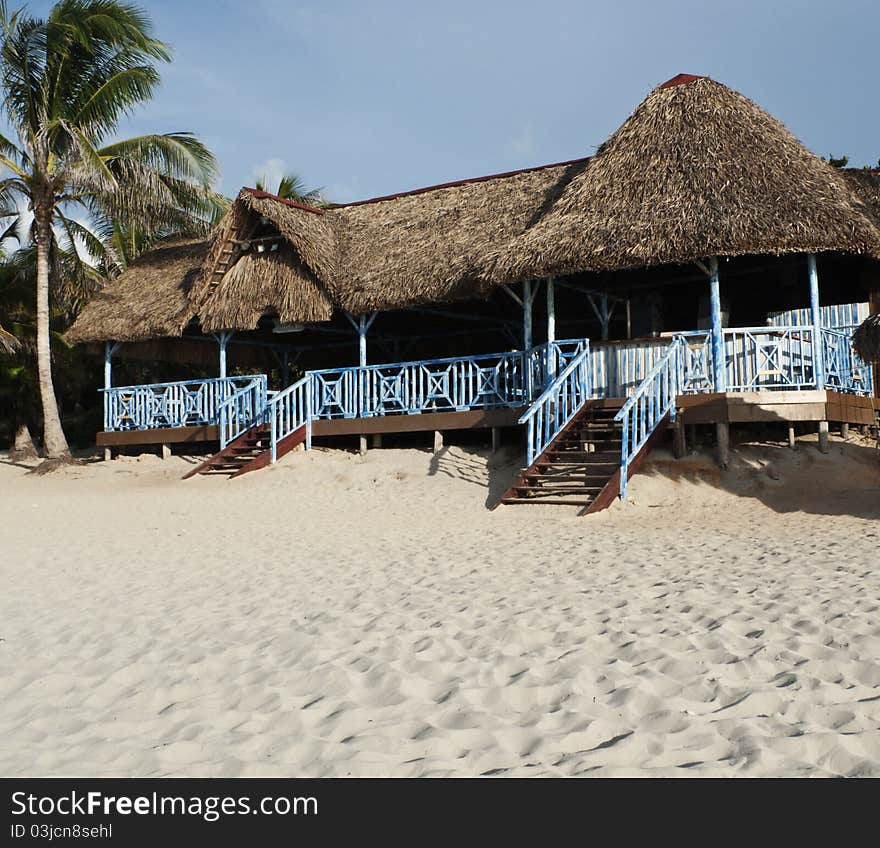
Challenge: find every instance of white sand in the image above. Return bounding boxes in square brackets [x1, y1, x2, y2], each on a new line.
[2, 434, 880, 777]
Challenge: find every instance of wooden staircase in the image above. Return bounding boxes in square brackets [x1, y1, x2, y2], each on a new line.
[500, 401, 624, 509]
[182, 422, 306, 479]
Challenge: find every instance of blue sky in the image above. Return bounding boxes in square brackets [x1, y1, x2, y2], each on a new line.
[27, 0, 880, 202]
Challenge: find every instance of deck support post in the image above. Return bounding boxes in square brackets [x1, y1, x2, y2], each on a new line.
[673, 418, 687, 459]
[788, 424, 796, 450]
[523, 280, 534, 351]
[808, 254, 825, 389]
[841, 422, 849, 440]
[160, 443, 171, 460]
[491, 426, 501, 454]
[216, 331, 234, 379]
[600, 294, 610, 340]
[546, 278, 557, 377]
[103, 341, 122, 389]
[343, 310, 378, 367]
[716, 421, 730, 470]
[433, 431, 444, 453]
[709, 257, 725, 392]
[359, 434, 368, 455]
[372, 433, 382, 448]
[103, 447, 112, 462]
[818, 420, 829, 454]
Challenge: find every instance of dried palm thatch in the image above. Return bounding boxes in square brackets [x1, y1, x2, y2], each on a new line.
[238, 189, 340, 285]
[329, 159, 589, 312]
[842, 169, 880, 225]
[852, 313, 880, 363]
[197, 243, 333, 332]
[66, 238, 207, 343]
[480, 75, 880, 284]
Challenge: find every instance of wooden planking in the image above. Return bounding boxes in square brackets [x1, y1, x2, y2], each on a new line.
[825, 391, 877, 425]
[678, 391, 877, 426]
[97, 425, 219, 447]
[311, 407, 523, 437]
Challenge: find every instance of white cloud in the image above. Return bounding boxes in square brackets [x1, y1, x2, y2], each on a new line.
[507, 122, 536, 157]
[249, 157, 289, 191]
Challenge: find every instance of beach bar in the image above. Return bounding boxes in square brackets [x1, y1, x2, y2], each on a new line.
[67, 75, 880, 511]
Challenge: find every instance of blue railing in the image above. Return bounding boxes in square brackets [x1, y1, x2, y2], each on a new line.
[822, 327, 874, 395]
[100, 375, 263, 431]
[723, 325, 817, 391]
[267, 375, 312, 463]
[217, 375, 268, 448]
[519, 343, 592, 467]
[614, 338, 681, 500]
[310, 350, 526, 420]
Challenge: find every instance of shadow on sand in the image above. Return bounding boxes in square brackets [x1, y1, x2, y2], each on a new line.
[640, 435, 880, 520]
[427, 444, 523, 508]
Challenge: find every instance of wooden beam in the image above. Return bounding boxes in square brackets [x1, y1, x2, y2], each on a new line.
[97, 425, 219, 447]
[311, 408, 522, 437]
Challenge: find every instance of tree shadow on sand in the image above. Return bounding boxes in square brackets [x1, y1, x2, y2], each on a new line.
[427, 444, 523, 508]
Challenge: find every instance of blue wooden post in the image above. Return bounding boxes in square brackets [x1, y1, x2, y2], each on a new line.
[709, 257, 725, 392]
[546, 278, 556, 377]
[600, 294, 610, 340]
[808, 253, 825, 388]
[523, 280, 533, 350]
[218, 331, 234, 379]
[103, 341, 120, 389]
[546, 278, 555, 343]
[358, 315, 368, 367]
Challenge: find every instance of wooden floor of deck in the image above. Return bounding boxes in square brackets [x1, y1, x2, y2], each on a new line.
[95, 392, 878, 448]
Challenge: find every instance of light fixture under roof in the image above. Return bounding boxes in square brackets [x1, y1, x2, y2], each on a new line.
[272, 321, 304, 334]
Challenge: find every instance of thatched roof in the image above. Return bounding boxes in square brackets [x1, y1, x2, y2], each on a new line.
[235, 189, 340, 287]
[480, 75, 880, 283]
[68, 75, 880, 343]
[852, 313, 880, 363]
[66, 238, 207, 343]
[196, 243, 333, 332]
[842, 169, 880, 225]
[217, 164, 589, 315]
[329, 160, 589, 312]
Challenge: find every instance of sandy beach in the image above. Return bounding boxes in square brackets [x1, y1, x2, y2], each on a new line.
[2, 435, 880, 777]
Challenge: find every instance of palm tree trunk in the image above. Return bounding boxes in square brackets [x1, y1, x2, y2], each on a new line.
[34, 206, 70, 458]
[11, 422, 38, 460]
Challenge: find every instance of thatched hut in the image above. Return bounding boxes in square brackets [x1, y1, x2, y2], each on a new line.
[67, 74, 880, 368]
[853, 313, 880, 363]
[479, 75, 880, 284]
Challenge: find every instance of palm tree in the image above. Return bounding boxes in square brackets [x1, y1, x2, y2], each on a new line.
[255, 173, 326, 207]
[0, 0, 222, 458]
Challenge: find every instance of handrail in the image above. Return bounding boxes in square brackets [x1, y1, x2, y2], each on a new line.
[266, 374, 312, 463]
[614, 338, 680, 500]
[518, 342, 592, 467]
[98, 374, 262, 394]
[217, 375, 268, 448]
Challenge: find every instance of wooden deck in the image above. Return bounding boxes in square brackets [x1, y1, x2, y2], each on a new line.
[95, 392, 877, 449]
[678, 390, 879, 426]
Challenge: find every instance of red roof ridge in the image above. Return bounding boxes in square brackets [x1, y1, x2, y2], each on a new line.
[658, 73, 708, 90]
[330, 156, 591, 209]
[242, 187, 326, 214]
